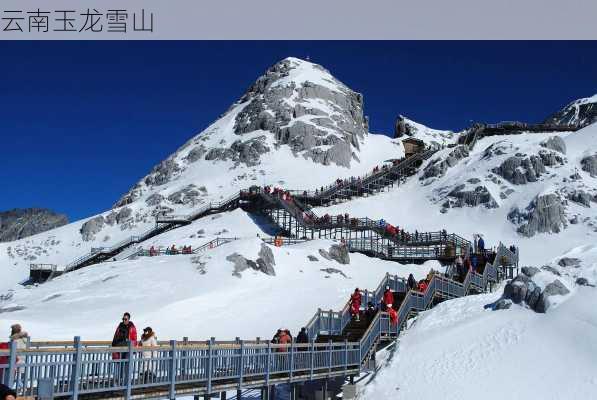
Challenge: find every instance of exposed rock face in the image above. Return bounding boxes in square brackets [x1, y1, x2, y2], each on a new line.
[508, 194, 567, 237]
[204, 136, 270, 167]
[558, 257, 581, 268]
[256, 243, 276, 276]
[421, 145, 469, 180]
[540, 136, 566, 154]
[502, 273, 570, 313]
[232, 58, 367, 168]
[567, 190, 592, 207]
[0, 208, 68, 242]
[544, 94, 597, 127]
[167, 184, 207, 206]
[521, 266, 540, 277]
[581, 154, 597, 177]
[227, 245, 276, 277]
[492, 152, 564, 185]
[394, 115, 415, 138]
[80, 215, 105, 241]
[328, 244, 350, 264]
[447, 185, 498, 209]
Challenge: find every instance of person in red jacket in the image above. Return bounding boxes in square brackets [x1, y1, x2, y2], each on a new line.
[350, 288, 362, 321]
[388, 307, 399, 326]
[382, 286, 394, 311]
[418, 280, 428, 293]
[112, 312, 138, 359]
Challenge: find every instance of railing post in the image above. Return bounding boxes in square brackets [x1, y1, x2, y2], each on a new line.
[344, 340, 348, 376]
[328, 340, 332, 376]
[238, 340, 244, 390]
[71, 336, 83, 400]
[289, 341, 294, 382]
[6, 340, 17, 388]
[206, 338, 214, 395]
[125, 340, 134, 400]
[328, 309, 333, 334]
[169, 340, 177, 400]
[181, 336, 188, 378]
[265, 342, 271, 388]
[309, 340, 315, 380]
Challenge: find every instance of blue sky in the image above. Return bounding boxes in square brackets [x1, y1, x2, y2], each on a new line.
[1, 41, 596, 221]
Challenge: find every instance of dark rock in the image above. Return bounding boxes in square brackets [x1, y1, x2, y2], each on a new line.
[421, 145, 469, 180]
[494, 299, 512, 310]
[448, 185, 498, 209]
[80, 215, 105, 241]
[492, 153, 563, 185]
[581, 154, 597, 178]
[512, 194, 567, 237]
[527, 287, 541, 310]
[328, 244, 350, 264]
[567, 190, 592, 207]
[541, 265, 561, 276]
[543, 279, 570, 297]
[540, 136, 567, 154]
[256, 243, 276, 276]
[318, 249, 332, 261]
[307, 255, 319, 262]
[145, 193, 164, 206]
[319, 268, 348, 278]
[544, 96, 597, 127]
[557, 257, 581, 268]
[576, 277, 590, 286]
[168, 184, 204, 205]
[0, 208, 68, 242]
[144, 159, 181, 187]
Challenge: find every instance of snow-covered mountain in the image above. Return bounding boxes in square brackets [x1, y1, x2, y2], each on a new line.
[544, 93, 597, 127]
[1, 58, 596, 400]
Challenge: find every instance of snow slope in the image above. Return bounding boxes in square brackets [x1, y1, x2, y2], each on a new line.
[0, 236, 441, 341]
[361, 245, 597, 400]
[0, 57, 404, 291]
[319, 123, 597, 266]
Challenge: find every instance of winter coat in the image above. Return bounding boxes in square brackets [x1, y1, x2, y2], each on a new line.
[112, 322, 138, 359]
[407, 274, 416, 290]
[418, 281, 428, 293]
[277, 333, 291, 352]
[383, 290, 394, 308]
[296, 331, 309, 344]
[10, 332, 29, 364]
[478, 238, 485, 251]
[350, 292, 362, 315]
[388, 307, 398, 326]
[140, 333, 158, 360]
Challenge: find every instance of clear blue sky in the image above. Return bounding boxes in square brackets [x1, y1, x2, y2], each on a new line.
[1, 41, 596, 222]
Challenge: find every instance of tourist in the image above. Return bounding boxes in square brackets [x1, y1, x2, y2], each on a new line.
[296, 328, 309, 349]
[9, 324, 29, 364]
[350, 288, 362, 321]
[111, 312, 138, 359]
[382, 286, 394, 311]
[140, 327, 158, 382]
[0, 384, 16, 400]
[407, 273, 417, 290]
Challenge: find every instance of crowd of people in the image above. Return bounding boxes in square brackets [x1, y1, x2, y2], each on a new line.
[147, 245, 193, 256]
[270, 327, 310, 351]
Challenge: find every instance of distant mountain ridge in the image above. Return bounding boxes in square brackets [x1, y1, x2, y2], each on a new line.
[0, 208, 68, 242]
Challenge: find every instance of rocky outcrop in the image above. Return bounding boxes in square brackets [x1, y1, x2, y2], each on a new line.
[492, 151, 564, 185]
[501, 273, 570, 313]
[0, 208, 68, 242]
[544, 94, 597, 127]
[205, 136, 270, 167]
[328, 244, 350, 264]
[557, 257, 581, 268]
[105, 207, 133, 226]
[228, 244, 276, 277]
[231, 58, 367, 168]
[256, 243, 276, 276]
[540, 136, 566, 154]
[446, 185, 498, 209]
[580, 154, 597, 177]
[567, 190, 592, 207]
[508, 193, 567, 237]
[167, 184, 207, 206]
[80, 215, 105, 241]
[421, 145, 469, 180]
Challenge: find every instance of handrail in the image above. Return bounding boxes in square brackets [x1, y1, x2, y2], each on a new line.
[10, 242, 518, 398]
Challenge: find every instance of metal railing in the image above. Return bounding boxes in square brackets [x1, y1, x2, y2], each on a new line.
[6, 242, 519, 399]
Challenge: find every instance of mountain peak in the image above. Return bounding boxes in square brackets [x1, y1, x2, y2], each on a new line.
[544, 94, 597, 127]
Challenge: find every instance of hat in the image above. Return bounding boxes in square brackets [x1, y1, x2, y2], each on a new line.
[385, 285, 390, 290]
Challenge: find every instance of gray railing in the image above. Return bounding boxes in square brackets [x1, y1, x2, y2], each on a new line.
[6, 242, 518, 399]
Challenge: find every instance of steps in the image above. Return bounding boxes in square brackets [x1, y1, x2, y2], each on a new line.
[32, 147, 452, 282]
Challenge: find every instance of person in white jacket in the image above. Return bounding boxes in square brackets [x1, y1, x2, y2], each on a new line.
[139, 327, 158, 381]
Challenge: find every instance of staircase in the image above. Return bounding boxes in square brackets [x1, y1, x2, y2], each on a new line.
[31, 147, 452, 282]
